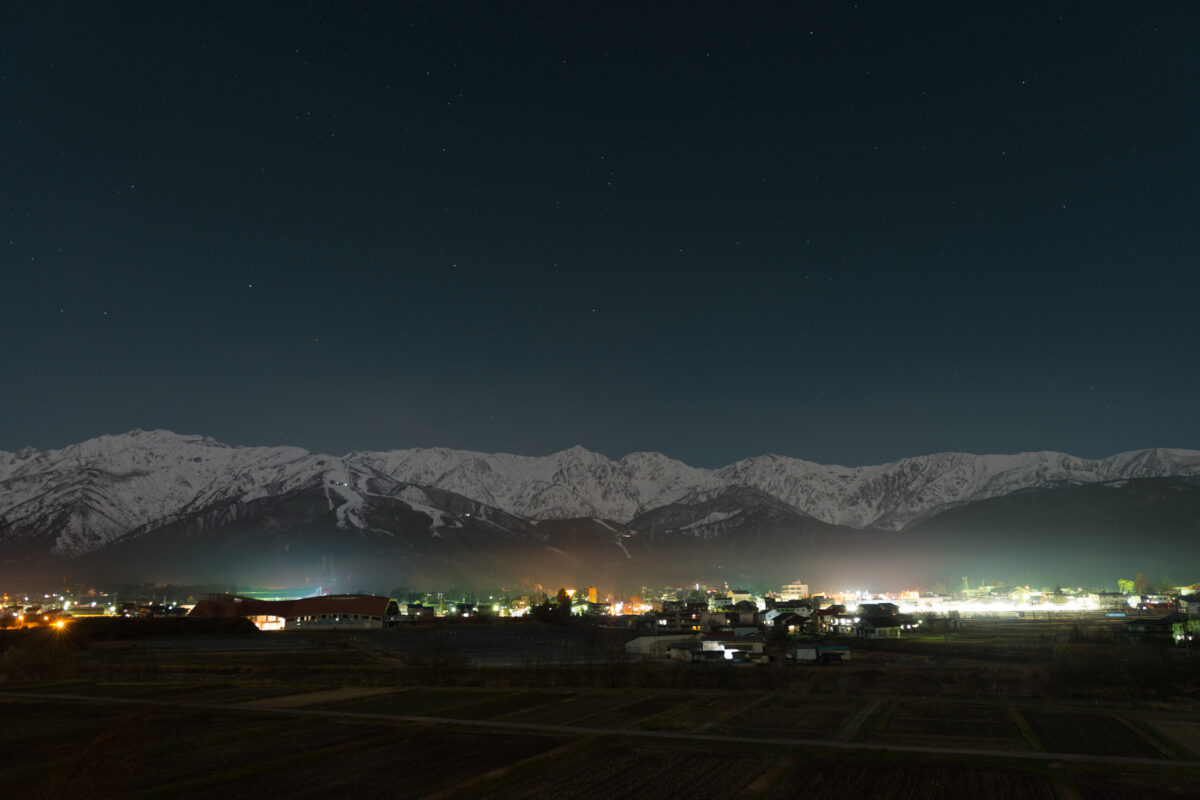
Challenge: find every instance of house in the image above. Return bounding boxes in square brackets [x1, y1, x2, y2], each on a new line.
[655, 600, 715, 632]
[1127, 613, 1185, 644]
[725, 634, 765, 657]
[1009, 587, 1043, 605]
[1171, 618, 1200, 644]
[406, 603, 436, 619]
[1179, 596, 1200, 617]
[794, 642, 851, 663]
[709, 594, 734, 611]
[666, 645, 695, 661]
[856, 602, 899, 617]
[1088, 592, 1127, 611]
[625, 634, 701, 658]
[573, 600, 610, 618]
[137, 604, 180, 618]
[766, 598, 813, 616]
[779, 581, 809, 600]
[856, 616, 902, 638]
[608, 614, 652, 631]
[769, 612, 806, 634]
[814, 605, 853, 634]
[855, 614, 918, 639]
[724, 600, 759, 626]
[699, 633, 765, 661]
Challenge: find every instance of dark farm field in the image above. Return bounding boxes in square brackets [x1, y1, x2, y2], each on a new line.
[312, 686, 513, 716]
[0, 696, 569, 799]
[628, 691, 769, 733]
[4, 681, 1200, 798]
[433, 689, 579, 720]
[861, 700, 1033, 751]
[499, 691, 622, 725]
[1071, 769, 1200, 799]
[573, 692, 688, 728]
[179, 729, 569, 800]
[4, 619, 1200, 797]
[476, 743, 777, 799]
[1024, 711, 1164, 758]
[724, 694, 861, 739]
[765, 757, 1058, 800]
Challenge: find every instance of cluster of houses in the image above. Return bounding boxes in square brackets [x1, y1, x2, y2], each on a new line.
[620, 593, 927, 665]
[634, 594, 921, 638]
[611, 580, 1200, 662]
[17, 577, 1200, 658]
[1126, 594, 1200, 645]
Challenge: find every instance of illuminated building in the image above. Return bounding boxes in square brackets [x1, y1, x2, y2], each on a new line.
[780, 581, 809, 600]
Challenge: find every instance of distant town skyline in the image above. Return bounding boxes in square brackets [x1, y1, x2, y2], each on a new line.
[3, 3, 1197, 468]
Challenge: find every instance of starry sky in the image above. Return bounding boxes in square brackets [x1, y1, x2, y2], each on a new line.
[2, 2, 1198, 468]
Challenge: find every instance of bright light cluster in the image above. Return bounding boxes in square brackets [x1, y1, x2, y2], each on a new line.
[897, 597, 1101, 615]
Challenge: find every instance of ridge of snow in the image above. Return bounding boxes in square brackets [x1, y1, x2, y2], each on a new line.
[678, 510, 742, 531]
[4, 430, 1200, 556]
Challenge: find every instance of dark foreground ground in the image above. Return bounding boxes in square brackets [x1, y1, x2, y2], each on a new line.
[2, 616, 1200, 798]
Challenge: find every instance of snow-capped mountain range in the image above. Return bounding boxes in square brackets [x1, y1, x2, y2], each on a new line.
[2, 429, 1198, 559]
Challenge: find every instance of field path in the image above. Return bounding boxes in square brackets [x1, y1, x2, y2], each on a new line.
[837, 697, 881, 742]
[244, 686, 398, 708]
[693, 692, 770, 733]
[4, 689, 1200, 771]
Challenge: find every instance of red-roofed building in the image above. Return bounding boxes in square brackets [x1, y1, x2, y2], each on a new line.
[189, 594, 401, 630]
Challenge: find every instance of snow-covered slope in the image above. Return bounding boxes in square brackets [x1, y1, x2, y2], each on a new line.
[0, 430, 370, 555]
[715, 449, 1200, 529]
[3, 429, 1199, 558]
[351, 445, 717, 522]
[357, 442, 1200, 529]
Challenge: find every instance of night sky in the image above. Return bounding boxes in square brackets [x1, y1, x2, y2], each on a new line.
[3, 2, 1198, 467]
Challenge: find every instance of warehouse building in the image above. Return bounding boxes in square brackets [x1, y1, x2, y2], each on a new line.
[189, 594, 401, 630]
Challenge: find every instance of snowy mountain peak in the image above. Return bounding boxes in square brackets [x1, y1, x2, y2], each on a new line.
[3, 431, 1199, 557]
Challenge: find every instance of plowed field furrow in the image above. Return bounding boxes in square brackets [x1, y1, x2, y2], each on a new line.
[765, 758, 1056, 799]
[184, 732, 565, 800]
[1025, 712, 1162, 758]
[484, 747, 772, 799]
